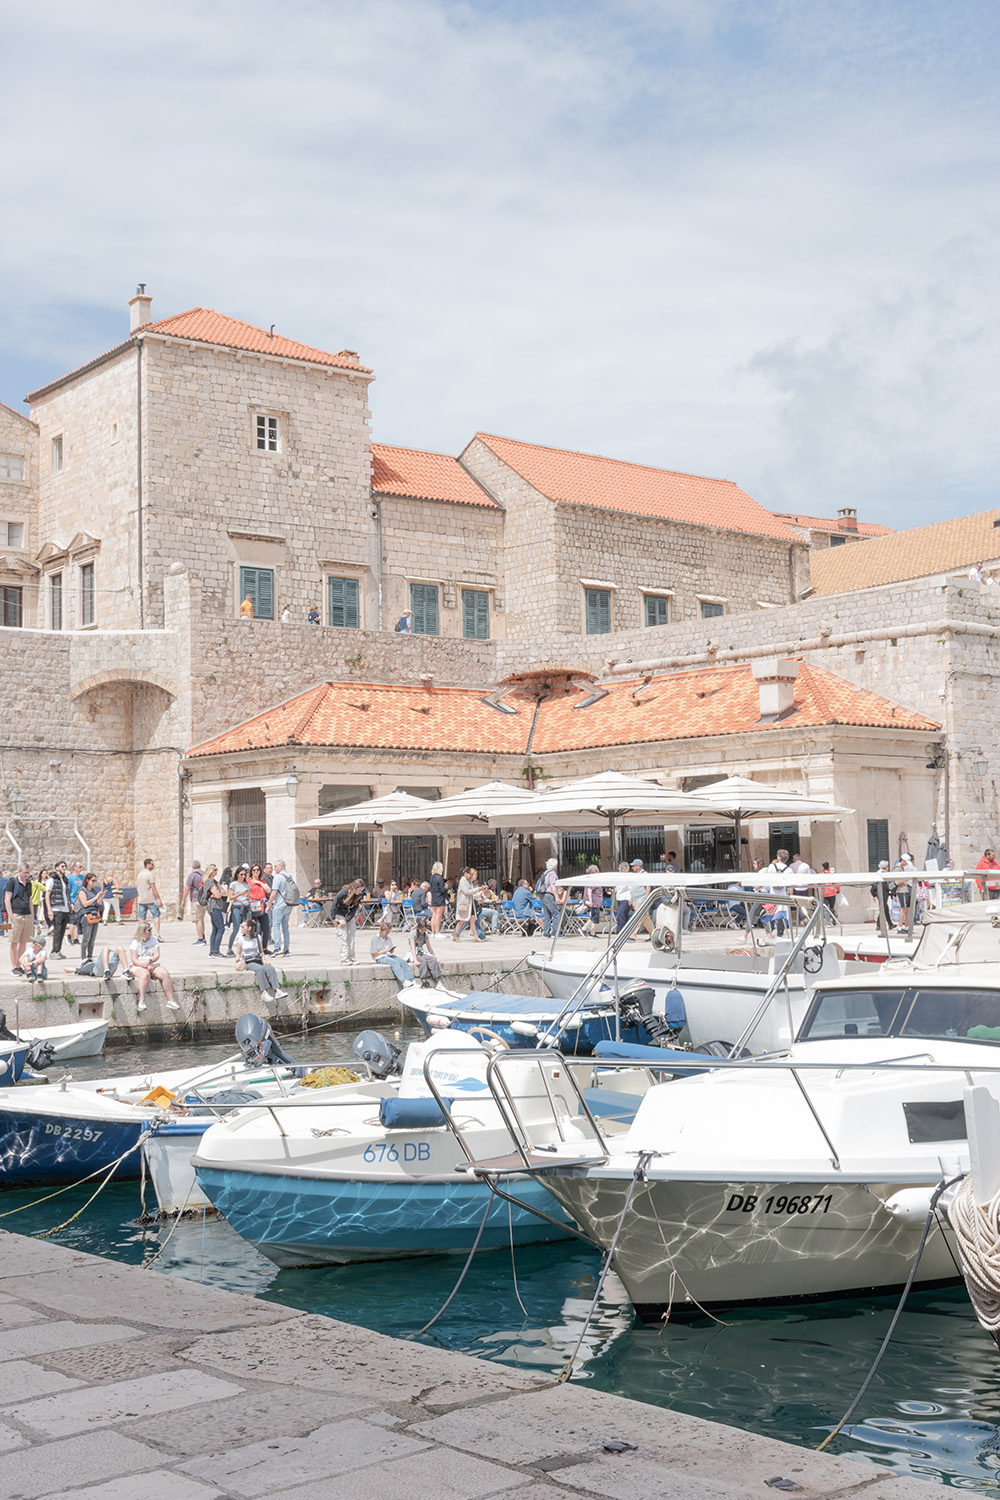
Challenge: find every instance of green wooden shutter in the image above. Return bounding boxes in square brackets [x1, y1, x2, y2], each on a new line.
[462, 589, 489, 639]
[585, 588, 611, 635]
[328, 576, 359, 627]
[867, 819, 889, 871]
[410, 583, 439, 635]
[240, 566, 274, 619]
[644, 595, 669, 627]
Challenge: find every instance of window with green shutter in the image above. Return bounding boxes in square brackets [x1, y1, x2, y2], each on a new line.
[867, 818, 889, 871]
[327, 576, 360, 628]
[644, 594, 670, 627]
[240, 566, 274, 620]
[462, 588, 489, 639]
[410, 583, 439, 635]
[700, 599, 724, 619]
[584, 587, 611, 635]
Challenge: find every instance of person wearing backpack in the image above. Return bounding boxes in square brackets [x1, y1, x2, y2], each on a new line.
[267, 860, 299, 957]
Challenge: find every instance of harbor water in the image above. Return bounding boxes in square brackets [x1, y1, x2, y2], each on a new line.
[9, 1031, 1000, 1493]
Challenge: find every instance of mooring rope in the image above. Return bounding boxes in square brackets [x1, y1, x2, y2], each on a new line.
[945, 1175, 1000, 1331]
[409, 1189, 495, 1337]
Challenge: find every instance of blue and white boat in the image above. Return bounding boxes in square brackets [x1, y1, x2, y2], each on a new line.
[0, 1041, 32, 1088]
[192, 1030, 646, 1265]
[0, 1017, 304, 1189]
[397, 984, 657, 1054]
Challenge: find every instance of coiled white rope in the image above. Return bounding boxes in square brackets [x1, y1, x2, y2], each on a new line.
[946, 1175, 1000, 1331]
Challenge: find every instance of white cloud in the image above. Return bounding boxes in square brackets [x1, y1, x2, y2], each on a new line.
[2, 0, 999, 525]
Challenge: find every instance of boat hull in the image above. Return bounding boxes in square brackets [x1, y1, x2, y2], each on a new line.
[540, 1172, 959, 1321]
[0, 1105, 145, 1185]
[398, 986, 641, 1054]
[195, 1164, 573, 1265]
[23, 1020, 109, 1061]
[143, 1122, 212, 1213]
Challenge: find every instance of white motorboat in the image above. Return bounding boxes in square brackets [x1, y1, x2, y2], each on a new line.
[481, 908, 1000, 1320]
[18, 1018, 109, 1061]
[191, 1029, 650, 1266]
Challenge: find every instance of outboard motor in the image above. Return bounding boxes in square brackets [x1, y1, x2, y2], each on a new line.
[0, 1010, 14, 1042]
[620, 981, 686, 1047]
[26, 1041, 56, 1072]
[235, 1013, 297, 1068]
[351, 1029, 404, 1079]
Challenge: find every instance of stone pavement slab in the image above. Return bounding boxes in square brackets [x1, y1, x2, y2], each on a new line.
[264, 1445, 525, 1500]
[1, 1259, 301, 1333]
[0, 1235, 93, 1279]
[0, 1430, 162, 1500]
[123, 1384, 371, 1457]
[179, 1311, 544, 1405]
[180, 1417, 430, 1497]
[0, 1321, 141, 1363]
[0, 1426, 23, 1456]
[409, 1385, 880, 1499]
[2, 1370, 243, 1439]
[0, 1361, 82, 1401]
[35, 1332, 189, 1382]
[39, 1472, 224, 1500]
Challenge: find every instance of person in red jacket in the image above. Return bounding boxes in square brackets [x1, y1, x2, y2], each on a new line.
[976, 849, 1000, 900]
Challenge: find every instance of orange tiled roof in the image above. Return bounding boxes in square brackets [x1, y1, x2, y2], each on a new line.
[27, 308, 369, 401]
[371, 444, 498, 508]
[188, 663, 936, 758]
[471, 433, 800, 543]
[774, 511, 892, 538]
[0, 400, 36, 427]
[141, 308, 370, 372]
[809, 508, 1000, 597]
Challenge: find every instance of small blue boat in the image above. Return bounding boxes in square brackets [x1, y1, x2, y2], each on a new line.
[0, 1042, 32, 1088]
[398, 983, 685, 1055]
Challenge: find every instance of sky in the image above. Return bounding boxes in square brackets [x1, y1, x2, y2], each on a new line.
[2, 0, 999, 526]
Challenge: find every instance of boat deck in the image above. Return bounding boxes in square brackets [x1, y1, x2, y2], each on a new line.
[0, 1229, 940, 1498]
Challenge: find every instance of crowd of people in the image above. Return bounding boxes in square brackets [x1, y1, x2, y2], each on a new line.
[6, 843, 997, 1003]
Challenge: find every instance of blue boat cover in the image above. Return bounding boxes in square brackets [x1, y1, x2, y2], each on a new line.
[592, 1041, 713, 1072]
[427, 991, 614, 1018]
[379, 1095, 453, 1129]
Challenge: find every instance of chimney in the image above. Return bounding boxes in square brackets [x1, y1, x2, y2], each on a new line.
[419, 673, 434, 693]
[752, 657, 800, 721]
[129, 284, 152, 332]
[836, 506, 858, 532]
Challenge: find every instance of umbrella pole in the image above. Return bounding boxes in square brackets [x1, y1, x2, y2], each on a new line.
[608, 813, 619, 867]
[735, 811, 744, 871]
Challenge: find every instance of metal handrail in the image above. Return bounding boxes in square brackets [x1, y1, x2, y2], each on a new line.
[728, 900, 825, 1056]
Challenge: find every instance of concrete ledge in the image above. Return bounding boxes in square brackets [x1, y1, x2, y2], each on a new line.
[0, 1231, 944, 1498]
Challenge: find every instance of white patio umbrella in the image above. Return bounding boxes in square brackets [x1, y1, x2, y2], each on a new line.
[288, 790, 435, 832]
[381, 779, 541, 882]
[693, 774, 853, 868]
[380, 780, 538, 836]
[487, 770, 721, 863]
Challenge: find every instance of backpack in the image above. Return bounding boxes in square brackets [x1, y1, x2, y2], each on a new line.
[281, 876, 300, 908]
[534, 872, 548, 894]
[197, 882, 211, 907]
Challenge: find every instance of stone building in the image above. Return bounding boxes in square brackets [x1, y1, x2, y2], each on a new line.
[0, 289, 993, 901]
[185, 658, 939, 909]
[773, 507, 892, 552]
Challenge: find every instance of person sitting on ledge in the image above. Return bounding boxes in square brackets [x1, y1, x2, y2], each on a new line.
[129, 922, 180, 1013]
[236, 919, 289, 1005]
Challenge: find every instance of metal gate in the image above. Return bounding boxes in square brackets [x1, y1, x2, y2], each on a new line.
[228, 788, 266, 870]
[319, 832, 372, 893]
[558, 832, 601, 878]
[393, 834, 442, 884]
[623, 825, 666, 872]
[461, 834, 498, 884]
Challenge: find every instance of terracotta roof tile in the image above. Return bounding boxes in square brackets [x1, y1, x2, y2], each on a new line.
[471, 433, 800, 542]
[188, 663, 937, 759]
[27, 308, 369, 401]
[809, 507, 1000, 596]
[371, 444, 498, 508]
[142, 308, 370, 372]
[774, 511, 893, 538]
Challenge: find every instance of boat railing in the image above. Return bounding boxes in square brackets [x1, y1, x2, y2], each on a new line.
[464, 1050, 1000, 1177]
[727, 901, 825, 1057]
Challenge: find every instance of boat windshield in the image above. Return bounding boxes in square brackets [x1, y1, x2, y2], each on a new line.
[799, 987, 1000, 1045]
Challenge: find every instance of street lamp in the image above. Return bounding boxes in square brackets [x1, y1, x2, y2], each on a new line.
[8, 792, 25, 817]
[285, 772, 300, 798]
[974, 758, 989, 776]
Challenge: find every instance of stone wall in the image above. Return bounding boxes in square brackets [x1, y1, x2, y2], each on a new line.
[461, 438, 808, 639]
[30, 350, 141, 630]
[0, 402, 40, 624]
[378, 493, 506, 638]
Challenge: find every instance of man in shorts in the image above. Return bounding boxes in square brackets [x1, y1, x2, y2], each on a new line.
[5, 863, 33, 976]
[136, 858, 162, 937]
[184, 861, 205, 945]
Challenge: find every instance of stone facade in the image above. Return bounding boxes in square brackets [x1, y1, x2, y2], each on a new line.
[459, 436, 808, 637]
[0, 402, 39, 625]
